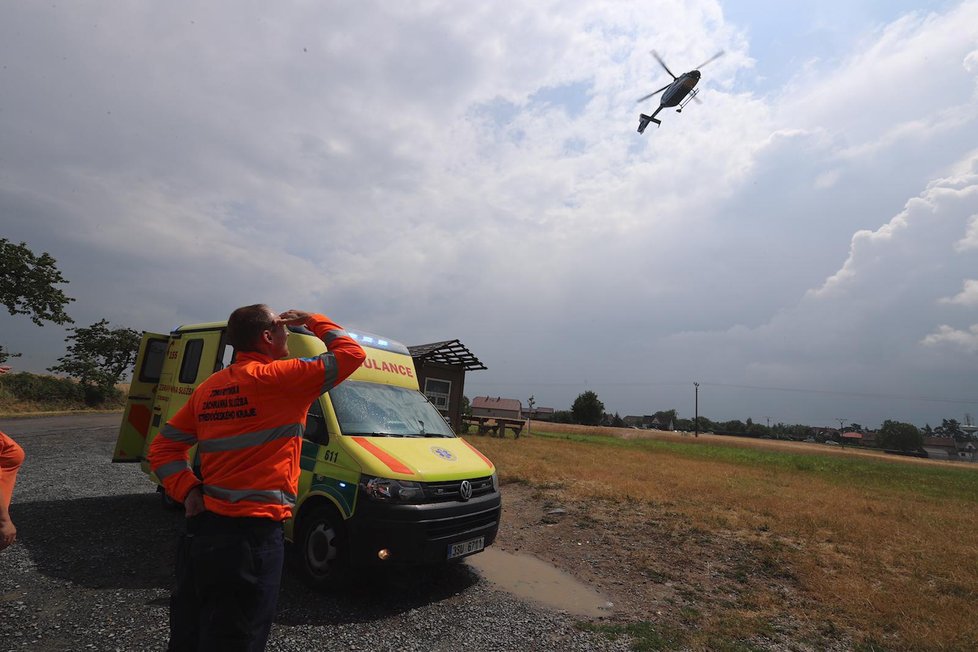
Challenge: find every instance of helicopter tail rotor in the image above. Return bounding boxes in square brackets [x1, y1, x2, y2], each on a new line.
[637, 108, 663, 134]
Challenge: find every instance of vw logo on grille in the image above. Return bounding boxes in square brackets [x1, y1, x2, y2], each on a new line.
[459, 480, 473, 501]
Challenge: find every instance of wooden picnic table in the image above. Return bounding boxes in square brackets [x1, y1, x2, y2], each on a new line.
[462, 415, 526, 439]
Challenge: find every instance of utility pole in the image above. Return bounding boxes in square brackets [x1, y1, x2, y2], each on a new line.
[837, 418, 847, 432]
[693, 382, 700, 438]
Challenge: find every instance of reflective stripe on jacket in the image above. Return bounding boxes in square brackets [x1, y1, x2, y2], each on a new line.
[147, 314, 366, 521]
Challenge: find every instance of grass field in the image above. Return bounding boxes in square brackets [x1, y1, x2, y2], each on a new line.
[471, 422, 978, 651]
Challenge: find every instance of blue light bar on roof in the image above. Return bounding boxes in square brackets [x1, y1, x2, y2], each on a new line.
[346, 330, 409, 355]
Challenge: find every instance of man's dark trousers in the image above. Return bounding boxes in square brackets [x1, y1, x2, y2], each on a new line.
[167, 512, 284, 652]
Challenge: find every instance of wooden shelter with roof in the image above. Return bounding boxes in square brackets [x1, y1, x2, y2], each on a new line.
[408, 339, 486, 433]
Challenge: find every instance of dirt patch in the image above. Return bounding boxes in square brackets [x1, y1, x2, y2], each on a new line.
[492, 481, 849, 650]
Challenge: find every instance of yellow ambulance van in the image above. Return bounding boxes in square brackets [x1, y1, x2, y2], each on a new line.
[113, 320, 501, 586]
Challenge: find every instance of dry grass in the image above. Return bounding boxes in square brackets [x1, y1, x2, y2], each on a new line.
[472, 421, 978, 650]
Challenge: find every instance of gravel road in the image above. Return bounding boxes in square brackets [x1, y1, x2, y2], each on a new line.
[0, 414, 629, 652]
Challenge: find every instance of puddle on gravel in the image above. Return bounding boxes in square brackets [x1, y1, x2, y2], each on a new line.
[465, 547, 613, 617]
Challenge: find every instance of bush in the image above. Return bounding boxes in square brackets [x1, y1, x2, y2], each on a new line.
[2, 371, 84, 402]
[877, 420, 923, 452]
[0, 371, 124, 411]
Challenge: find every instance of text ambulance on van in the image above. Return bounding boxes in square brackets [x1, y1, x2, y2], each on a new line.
[114, 321, 501, 586]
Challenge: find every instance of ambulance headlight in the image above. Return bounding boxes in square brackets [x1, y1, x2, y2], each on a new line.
[491, 472, 499, 492]
[360, 475, 424, 503]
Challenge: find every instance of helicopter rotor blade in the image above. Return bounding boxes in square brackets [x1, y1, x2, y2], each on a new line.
[650, 50, 677, 80]
[694, 50, 725, 70]
[636, 83, 671, 103]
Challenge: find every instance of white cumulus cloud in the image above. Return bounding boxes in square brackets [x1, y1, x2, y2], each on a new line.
[921, 324, 978, 353]
[939, 279, 978, 306]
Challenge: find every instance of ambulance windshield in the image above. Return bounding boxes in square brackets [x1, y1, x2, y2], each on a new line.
[328, 380, 455, 438]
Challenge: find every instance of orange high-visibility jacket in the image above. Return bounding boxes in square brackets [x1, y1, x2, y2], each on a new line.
[147, 315, 366, 521]
[1, 431, 25, 511]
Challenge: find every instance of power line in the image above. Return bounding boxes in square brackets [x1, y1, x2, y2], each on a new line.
[470, 379, 978, 405]
[699, 382, 978, 406]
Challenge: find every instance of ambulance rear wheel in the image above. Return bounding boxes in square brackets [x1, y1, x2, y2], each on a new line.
[295, 504, 349, 589]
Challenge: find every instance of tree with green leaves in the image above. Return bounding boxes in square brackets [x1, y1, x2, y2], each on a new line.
[552, 410, 574, 424]
[939, 418, 965, 442]
[1, 238, 74, 326]
[571, 390, 604, 425]
[0, 347, 21, 366]
[1, 238, 75, 364]
[48, 319, 140, 405]
[784, 423, 814, 440]
[746, 422, 771, 437]
[877, 420, 923, 452]
[720, 419, 746, 433]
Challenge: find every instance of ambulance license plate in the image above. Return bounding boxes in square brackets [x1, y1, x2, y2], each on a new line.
[448, 536, 485, 559]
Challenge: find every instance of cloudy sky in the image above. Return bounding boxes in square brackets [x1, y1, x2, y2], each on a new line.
[2, 1, 977, 430]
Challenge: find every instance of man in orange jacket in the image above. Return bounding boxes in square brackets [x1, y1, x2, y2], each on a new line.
[148, 305, 365, 651]
[0, 365, 25, 553]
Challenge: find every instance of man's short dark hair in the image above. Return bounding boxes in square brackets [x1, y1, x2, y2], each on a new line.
[227, 304, 274, 352]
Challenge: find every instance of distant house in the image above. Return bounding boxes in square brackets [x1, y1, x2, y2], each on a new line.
[622, 414, 673, 430]
[923, 436, 958, 460]
[964, 442, 978, 462]
[813, 427, 840, 441]
[528, 406, 555, 421]
[920, 436, 978, 462]
[838, 429, 878, 447]
[471, 396, 522, 420]
[649, 414, 675, 431]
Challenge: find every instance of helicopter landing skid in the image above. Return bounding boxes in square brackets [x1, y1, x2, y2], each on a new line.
[677, 88, 699, 113]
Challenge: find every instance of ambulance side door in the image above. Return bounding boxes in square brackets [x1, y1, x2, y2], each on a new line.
[113, 332, 168, 462]
[145, 329, 232, 476]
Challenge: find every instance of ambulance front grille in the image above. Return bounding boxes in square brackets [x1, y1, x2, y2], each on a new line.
[422, 476, 494, 502]
[425, 507, 499, 540]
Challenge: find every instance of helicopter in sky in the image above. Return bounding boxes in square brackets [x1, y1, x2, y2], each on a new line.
[636, 50, 724, 134]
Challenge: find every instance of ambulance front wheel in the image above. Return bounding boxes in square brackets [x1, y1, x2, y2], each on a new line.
[295, 504, 349, 589]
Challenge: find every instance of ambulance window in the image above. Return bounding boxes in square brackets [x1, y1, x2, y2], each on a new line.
[424, 378, 451, 410]
[179, 339, 204, 384]
[139, 339, 168, 383]
[304, 399, 328, 446]
[215, 334, 234, 371]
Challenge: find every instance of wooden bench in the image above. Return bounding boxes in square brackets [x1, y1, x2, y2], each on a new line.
[462, 415, 526, 439]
